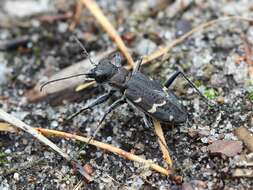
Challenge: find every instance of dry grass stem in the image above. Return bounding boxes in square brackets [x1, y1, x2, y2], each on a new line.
[75, 81, 96, 92]
[233, 169, 253, 178]
[143, 16, 253, 65]
[153, 119, 173, 167]
[69, 0, 83, 31]
[0, 122, 19, 133]
[0, 109, 70, 161]
[0, 109, 92, 180]
[36, 128, 173, 176]
[81, 0, 134, 67]
[240, 33, 253, 77]
[0, 123, 172, 176]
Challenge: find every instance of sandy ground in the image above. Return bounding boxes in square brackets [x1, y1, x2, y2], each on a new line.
[0, 0, 253, 189]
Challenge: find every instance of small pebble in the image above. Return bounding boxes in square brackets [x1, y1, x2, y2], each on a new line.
[13, 173, 20, 181]
[175, 19, 192, 37]
[79, 150, 86, 155]
[50, 120, 58, 128]
[135, 39, 157, 55]
[57, 22, 68, 33]
[0, 61, 9, 84]
[4, 149, 11, 154]
[106, 136, 112, 142]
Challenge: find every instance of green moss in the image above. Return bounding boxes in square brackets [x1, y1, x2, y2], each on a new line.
[248, 91, 253, 102]
[204, 88, 218, 100]
[194, 80, 203, 87]
[181, 62, 191, 70]
[33, 46, 41, 57]
[0, 152, 8, 165]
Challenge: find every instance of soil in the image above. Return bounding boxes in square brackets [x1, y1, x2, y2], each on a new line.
[0, 0, 253, 189]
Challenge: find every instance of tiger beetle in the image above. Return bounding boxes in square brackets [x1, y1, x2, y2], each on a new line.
[41, 37, 213, 140]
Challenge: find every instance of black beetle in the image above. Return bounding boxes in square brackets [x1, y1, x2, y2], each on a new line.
[41, 37, 212, 138]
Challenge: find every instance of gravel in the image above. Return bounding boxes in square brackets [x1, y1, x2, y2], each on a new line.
[0, 0, 253, 189]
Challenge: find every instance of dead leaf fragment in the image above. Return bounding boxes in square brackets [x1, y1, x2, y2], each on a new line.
[84, 163, 93, 175]
[182, 180, 207, 190]
[233, 169, 253, 178]
[235, 126, 253, 152]
[207, 140, 243, 157]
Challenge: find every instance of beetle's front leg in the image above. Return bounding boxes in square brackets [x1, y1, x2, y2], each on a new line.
[133, 58, 143, 73]
[67, 90, 114, 121]
[88, 97, 126, 142]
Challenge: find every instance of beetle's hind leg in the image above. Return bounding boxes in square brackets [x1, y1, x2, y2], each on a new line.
[164, 71, 181, 88]
[143, 114, 153, 129]
[164, 70, 214, 106]
[66, 91, 114, 121]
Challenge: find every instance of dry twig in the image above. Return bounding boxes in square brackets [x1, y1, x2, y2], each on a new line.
[0, 123, 172, 176]
[0, 109, 70, 160]
[0, 109, 92, 181]
[233, 169, 253, 178]
[81, 0, 134, 68]
[36, 128, 173, 176]
[69, 1, 83, 31]
[142, 16, 253, 65]
[153, 119, 173, 167]
[0, 122, 18, 133]
[240, 33, 253, 77]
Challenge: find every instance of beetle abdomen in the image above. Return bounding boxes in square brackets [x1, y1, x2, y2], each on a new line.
[150, 92, 188, 124]
[125, 72, 188, 124]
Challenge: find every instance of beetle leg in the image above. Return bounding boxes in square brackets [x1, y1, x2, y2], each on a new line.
[88, 97, 126, 142]
[164, 70, 213, 106]
[143, 114, 153, 129]
[66, 91, 114, 121]
[164, 71, 181, 88]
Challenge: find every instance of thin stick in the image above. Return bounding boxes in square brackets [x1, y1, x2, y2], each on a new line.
[240, 32, 253, 77]
[81, 0, 135, 68]
[69, 0, 83, 31]
[0, 109, 92, 181]
[153, 119, 173, 167]
[0, 109, 70, 160]
[0, 123, 172, 176]
[36, 128, 172, 176]
[142, 16, 253, 64]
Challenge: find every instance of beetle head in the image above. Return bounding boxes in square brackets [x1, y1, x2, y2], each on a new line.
[86, 59, 118, 83]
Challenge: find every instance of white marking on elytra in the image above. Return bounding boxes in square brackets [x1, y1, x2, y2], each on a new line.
[148, 100, 166, 113]
[163, 87, 168, 92]
[134, 97, 142, 103]
[169, 115, 174, 121]
[149, 77, 153, 81]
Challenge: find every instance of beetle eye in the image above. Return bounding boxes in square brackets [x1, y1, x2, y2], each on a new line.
[95, 69, 112, 82]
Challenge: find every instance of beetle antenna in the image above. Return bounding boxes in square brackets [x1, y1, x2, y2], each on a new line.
[40, 73, 92, 91]
[72, 35, 96, 66]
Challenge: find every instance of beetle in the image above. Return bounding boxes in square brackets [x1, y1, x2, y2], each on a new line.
[41, 37, 212, 138]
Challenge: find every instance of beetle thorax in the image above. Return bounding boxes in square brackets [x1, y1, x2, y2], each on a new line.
[108, 67, 130, 91]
